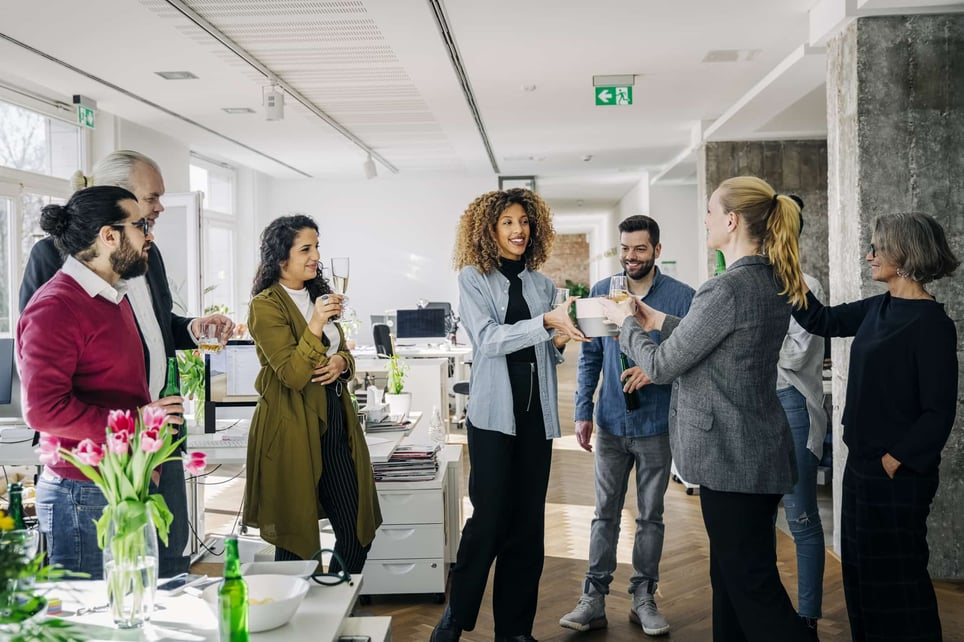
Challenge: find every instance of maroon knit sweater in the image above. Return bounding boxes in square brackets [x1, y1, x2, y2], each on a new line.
[17, 271, 150, 480]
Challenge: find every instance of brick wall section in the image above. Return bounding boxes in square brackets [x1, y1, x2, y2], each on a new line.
[542, 233, 590, 289]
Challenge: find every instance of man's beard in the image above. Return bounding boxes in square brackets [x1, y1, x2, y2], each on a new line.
[622, 258, 655, 280]
[112, 236, 149, 279]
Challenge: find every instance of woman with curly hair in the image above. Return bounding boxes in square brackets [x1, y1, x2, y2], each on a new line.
[432, 189, 587, 642]
[243, 214, 381, 572]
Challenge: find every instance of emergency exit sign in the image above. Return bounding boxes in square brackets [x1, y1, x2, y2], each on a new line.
[595, 86, 633, 106]
[77, 105, 95, 128]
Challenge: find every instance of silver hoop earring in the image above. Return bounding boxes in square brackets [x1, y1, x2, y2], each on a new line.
[897, 268, 909, 278]
[527, 238, 533, 248]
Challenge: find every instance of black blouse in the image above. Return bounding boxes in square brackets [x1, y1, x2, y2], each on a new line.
[498, 258, 537, 364]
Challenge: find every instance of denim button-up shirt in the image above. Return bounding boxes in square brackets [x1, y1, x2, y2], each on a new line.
[575, 269, 694, 438]
[458, 265, 565, 438]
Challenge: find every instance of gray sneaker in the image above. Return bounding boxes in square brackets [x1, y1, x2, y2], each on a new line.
[559, 591, 608, 632]
[629, 590, 670, 636]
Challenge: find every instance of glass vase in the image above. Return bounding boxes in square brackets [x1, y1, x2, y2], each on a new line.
[103, 510, 158, 629]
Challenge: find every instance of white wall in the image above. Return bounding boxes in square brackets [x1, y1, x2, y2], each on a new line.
[262, 175, 495, 344]
[649, 183, 702, 289]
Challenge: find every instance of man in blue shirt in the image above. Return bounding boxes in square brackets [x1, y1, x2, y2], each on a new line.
[560, 215, 694, 636]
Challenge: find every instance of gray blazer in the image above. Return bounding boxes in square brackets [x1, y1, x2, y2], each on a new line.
[620, 255, 796, 494]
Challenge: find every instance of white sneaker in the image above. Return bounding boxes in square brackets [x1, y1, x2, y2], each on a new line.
[559, 592, 608, 632]
[630, 590, 670, 636]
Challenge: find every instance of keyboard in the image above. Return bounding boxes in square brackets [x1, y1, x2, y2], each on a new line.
[188, 434, 247, 449]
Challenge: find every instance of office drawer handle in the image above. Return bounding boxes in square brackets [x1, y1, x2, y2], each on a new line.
[382, 563, 417, 575]
[382, 528, 417, 540]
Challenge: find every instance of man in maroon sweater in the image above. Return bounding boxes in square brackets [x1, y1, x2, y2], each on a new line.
[17, 185, 184, 579]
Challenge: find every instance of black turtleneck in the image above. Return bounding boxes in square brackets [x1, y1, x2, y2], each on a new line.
[498, 257, 537, 363]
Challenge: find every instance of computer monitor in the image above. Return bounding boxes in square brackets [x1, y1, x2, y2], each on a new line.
[0, 338, 13, 405]
[203, 340, 260, 433]
[395, 308, 448, 344]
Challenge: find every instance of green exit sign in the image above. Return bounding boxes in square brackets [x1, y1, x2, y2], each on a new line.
[595, 86, 633, 106]
[77, 105, 95, 129]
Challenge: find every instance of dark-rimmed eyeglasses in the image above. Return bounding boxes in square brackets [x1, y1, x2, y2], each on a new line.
[869, 243, 876, 258]
[113, 218, 153, 235]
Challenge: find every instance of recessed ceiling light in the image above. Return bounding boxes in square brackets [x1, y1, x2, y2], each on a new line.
[155, 71, 199, 80]
[701, 49, 760, 63]
[222, 107, 255, 114]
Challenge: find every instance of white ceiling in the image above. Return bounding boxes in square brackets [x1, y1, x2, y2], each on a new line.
[0, 0, 958, 209]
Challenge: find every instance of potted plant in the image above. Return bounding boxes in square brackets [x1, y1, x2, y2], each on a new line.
[383, 355, 411, 419]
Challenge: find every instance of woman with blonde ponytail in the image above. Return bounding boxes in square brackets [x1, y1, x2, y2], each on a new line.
[600, 175, 815, 641]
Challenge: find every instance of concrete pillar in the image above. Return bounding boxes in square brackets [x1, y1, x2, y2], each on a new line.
[828, 14, 964, 577]
[700, 140, 830, 293]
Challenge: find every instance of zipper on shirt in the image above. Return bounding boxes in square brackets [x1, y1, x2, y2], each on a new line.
[526, 363, 535, 412]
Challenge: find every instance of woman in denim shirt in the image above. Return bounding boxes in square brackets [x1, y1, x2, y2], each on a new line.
[431, 188, 586, 642]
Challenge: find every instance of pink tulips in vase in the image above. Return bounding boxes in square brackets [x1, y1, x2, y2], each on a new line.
[36, 407, 207, 628]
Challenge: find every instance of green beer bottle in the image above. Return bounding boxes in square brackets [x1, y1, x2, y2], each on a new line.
[218, 535, 248, 641]
[8, 481, 26, 530]
[713, 250, 727, 276]
[618, 353, 641, 411]
[160, 357, 186, 450]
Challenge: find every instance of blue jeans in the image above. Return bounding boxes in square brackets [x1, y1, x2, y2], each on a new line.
[587, 430, 672, 595]
[778, 385, 825, 619]
[35, 472, 107, 579]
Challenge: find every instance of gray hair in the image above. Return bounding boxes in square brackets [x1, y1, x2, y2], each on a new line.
[872, 212, 960, 283]
[69, 150, 161, 193]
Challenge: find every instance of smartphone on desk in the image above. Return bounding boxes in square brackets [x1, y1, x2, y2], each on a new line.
[157, 573, 208, 595]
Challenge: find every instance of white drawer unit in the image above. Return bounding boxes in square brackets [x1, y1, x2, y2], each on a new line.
[361, 445, 462, 602]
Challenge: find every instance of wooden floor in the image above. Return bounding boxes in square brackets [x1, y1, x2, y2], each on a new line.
[358, 357, 964, 641]
[196, 356, 964, 641]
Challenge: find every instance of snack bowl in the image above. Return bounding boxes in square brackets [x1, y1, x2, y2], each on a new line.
[201, 574, 310, 632]
[241, 560, 318, 580]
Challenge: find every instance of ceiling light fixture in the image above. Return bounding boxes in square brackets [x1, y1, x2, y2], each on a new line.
[263, 85, 284, 121]
[222, 107, 255, 114]
[363, 154, 377, 180]
[155, 71, 198, 80]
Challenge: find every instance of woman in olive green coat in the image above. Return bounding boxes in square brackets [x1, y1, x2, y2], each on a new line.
[243, 214, 380, 570]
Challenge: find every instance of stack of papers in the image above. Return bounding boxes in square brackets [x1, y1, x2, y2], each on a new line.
[373, 444, 440, 482]
[365, 416, 412, 433]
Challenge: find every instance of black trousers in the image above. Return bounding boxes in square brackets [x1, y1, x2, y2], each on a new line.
[841, 456, 941, 641]
[700, 487, 814, 642]
[449, 362, 553, 636]
[276, 384, 370, 574]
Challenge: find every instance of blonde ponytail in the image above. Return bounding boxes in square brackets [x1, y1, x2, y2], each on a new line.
[764, 195, 807, 308]
[69, 170, 91, 193]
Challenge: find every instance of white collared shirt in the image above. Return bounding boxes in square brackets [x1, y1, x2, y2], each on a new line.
[61, 255, 128, 304]
[125, 275, 167, 400]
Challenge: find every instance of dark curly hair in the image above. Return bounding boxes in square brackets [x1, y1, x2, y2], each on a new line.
[452, 188, 556, 274]
[251, 214, 331, 301]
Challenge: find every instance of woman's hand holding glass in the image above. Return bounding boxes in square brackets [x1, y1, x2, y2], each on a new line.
[600, 296, 666, 333]
[307, 294, 345, 336]
[544, 297, 589, 343]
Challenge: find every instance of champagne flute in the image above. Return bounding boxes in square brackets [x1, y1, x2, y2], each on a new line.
[609, 275, 630, 302]
[330, 257, 350, 321]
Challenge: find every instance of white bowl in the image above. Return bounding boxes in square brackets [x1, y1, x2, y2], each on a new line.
[241, 560, 318, 580]
[202, 574, 310, 633]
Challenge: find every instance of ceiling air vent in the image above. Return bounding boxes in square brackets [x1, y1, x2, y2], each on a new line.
[701, 49, 760, 63]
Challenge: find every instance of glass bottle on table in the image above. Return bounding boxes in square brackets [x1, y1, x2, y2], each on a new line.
[428, 405, 446, 448]
[8, 481, 26, 530]
[218, 535, 248, 642]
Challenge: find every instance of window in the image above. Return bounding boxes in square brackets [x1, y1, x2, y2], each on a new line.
[0, 100, 83, 180]
[190, 157, 238, 317]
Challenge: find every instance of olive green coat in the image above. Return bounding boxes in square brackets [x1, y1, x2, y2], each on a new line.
[243, 284, 381, 560]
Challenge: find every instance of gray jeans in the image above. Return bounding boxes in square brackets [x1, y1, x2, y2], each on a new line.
[587, 429, 672, 595]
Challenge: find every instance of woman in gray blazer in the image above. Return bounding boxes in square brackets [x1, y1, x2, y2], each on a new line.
[602, 176, 815, 641]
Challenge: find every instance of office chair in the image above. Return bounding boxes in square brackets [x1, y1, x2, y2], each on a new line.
[373, 323, 394, 357]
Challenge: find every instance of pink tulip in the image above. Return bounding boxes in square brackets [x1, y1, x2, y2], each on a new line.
[107, 409, 136, 436]
[140, 429, 164, 453]
[142, 406, 167, 432]
[106, 430, 130, 455]
[73, 439, 104, 466]
[36, 434, 62, 466]
[184, 451, 207, 476]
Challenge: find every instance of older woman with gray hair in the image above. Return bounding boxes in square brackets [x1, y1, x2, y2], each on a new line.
[792, 212, 959, 642]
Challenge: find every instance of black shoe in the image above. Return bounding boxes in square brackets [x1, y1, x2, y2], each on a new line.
[800, 616, 818, 640]
[430, 605, 462, 642]
[494, 636, 538, 642]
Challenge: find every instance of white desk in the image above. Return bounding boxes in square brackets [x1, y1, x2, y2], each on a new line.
[44, 575, 389, 641]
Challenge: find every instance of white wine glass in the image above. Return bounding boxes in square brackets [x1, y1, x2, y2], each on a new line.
[330, 257, 350, 321]
[608, 275, 629, 302]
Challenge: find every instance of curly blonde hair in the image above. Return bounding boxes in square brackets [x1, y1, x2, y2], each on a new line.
[452, 188, 556, 274]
